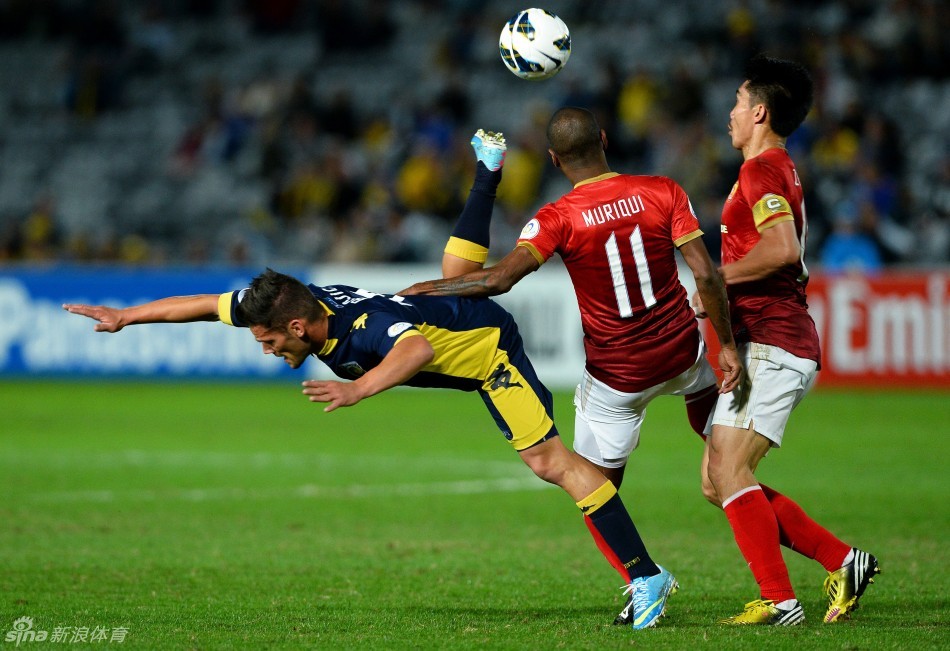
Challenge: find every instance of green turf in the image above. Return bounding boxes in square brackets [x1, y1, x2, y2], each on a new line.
[2, 381, 948, 649]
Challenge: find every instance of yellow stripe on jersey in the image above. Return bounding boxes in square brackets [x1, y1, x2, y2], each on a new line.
[752, 193, 795, 231]
[673, 229, 704, 248]
[481, 348, 554, 450]
[575, 480, 618, 515]
[444, 236, 489, 264]
[516, 241, 545, 265]
[416, 324, 500, 380]
[218, 292, 235, 326]
[320, 339, 338, 356]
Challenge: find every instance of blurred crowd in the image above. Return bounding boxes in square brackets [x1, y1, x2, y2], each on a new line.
[0, 0, 947, 272]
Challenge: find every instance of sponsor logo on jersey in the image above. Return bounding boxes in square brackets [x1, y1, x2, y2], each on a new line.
[488, 363, 523, 390]
[351, 313, 368, 330]
[519, 218, 540, 240]
[727, 182, 739, 202]
[387, 322, 413, 337]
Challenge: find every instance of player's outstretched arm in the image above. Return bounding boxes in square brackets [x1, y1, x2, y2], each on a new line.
[400, 246, 538, 298]
[679, 238, 743, 395]
[63, 295, 221, 332]
[301, 334, 435, 412]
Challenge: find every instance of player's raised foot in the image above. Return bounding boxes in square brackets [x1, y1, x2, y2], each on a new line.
[623, 566, 679, 630]
[720, 599, 805, 626]
[823, 548, 880, 623]
[471, 129, 507, 171]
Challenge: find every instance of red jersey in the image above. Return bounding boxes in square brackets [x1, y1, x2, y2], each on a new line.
[517, 172, 703, 392]
[721, 148, 821, 364]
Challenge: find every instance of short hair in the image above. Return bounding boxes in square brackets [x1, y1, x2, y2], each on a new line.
[547, 107, 603, 167]
[235, 268, 322, 330]
[744, 54, 814, 137]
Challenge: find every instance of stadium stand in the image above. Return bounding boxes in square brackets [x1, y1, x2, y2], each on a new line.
[0, 0, 946, 268]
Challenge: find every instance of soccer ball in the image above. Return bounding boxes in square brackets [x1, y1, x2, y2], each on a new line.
[499, 8, 571, 81]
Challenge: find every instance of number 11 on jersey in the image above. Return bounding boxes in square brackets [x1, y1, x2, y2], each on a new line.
[605, 227, 657, 318]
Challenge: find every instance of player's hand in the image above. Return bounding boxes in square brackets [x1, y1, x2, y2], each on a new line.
[717, 344, 745, 393]
[691, 291, 707, 318]
[62, 304, 125, 332]
[730, 372, 751, 412]
[301, 379, 364, 413]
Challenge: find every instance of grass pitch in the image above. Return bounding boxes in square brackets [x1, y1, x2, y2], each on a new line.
[2, 381, 948, 649]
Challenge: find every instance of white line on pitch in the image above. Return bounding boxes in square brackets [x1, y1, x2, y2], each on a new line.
[25, 476, 556, 504]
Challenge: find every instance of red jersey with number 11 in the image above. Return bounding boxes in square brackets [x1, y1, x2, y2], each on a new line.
[517, 172, 704, 392]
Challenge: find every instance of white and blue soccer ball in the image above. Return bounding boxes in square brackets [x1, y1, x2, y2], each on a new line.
[499, 8, 571, 81]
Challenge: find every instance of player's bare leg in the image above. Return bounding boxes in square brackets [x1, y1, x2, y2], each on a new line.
[519, 437, 677, 630]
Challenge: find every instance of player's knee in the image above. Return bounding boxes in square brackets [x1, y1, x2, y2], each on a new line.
[526, 456, 564, 485]
[700, 473, 721, 506]
[705, 447, 730, 492]
[519, 443, 569, 486]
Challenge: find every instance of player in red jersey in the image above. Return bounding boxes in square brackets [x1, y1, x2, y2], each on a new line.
[695, 54, 879, 626]
[401, 112, 743, 628]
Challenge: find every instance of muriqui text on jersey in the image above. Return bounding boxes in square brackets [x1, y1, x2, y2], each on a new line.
[582, 195, 646, 227]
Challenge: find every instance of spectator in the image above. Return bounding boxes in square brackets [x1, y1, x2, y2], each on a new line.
[820, 200, 883, 275]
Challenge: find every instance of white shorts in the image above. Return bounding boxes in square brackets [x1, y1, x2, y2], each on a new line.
[572, 340, 718, 468]
[708, 342, 817, 447]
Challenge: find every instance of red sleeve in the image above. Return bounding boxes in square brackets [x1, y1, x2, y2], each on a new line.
[668, 179, 704, 245]
[516, 203, 563, 264]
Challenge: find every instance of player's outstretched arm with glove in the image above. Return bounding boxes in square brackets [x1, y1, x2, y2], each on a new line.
[63, 295, 221, 332]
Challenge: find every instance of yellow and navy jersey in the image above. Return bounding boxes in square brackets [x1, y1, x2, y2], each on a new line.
[219, 284, 520, 391]
[220, 283, 558, 450]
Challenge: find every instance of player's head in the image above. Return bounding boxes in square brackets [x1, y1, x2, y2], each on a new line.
[546, 107, 607, 170]
[237, 268, 324, 368]
[742, 54, 813, 137]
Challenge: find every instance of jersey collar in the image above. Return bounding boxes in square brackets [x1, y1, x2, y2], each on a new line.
[574, 172, 619, 189]
[316, 300, 337, 356]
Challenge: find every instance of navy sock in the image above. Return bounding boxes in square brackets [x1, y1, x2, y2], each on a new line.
[450, 162, 501, 248]
[588, 493, 660, 580]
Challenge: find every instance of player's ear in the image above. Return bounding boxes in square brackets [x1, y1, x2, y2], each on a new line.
[753, 103, 768, 125]
[288, 318, 306, 339]
[548, 149, 560, 168]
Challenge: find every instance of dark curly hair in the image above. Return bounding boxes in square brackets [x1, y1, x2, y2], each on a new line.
[744, 54, 814, 137]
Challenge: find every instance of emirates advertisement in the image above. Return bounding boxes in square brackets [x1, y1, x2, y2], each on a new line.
[703, 272, 949, 389]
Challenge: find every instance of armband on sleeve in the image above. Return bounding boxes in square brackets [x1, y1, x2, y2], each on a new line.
[218, 290, 246, 327]
[752, 194, 794, 231]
